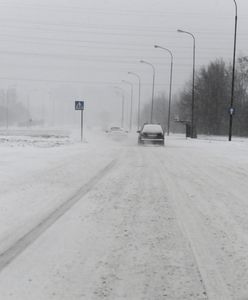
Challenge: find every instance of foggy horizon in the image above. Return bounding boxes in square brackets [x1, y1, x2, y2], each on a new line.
[0, 0, 247, 128]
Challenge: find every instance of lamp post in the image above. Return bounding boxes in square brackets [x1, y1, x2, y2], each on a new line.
[177, 29, 196, 138]
[48, 90, 55, 127]
[228, 0, 238, 141]
[26, 94, 30, 127]
[128, 72, 141, 130]
[140, 60, 155, 123]
[27, 89, 38, 128]
[122, 80, 133, 132]
[154, 45, 174, 135]
[114, 86, 125, 129]
[6, 90, 9, 129]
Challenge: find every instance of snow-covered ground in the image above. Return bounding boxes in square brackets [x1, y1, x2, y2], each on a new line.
[0, 129, 248, 299]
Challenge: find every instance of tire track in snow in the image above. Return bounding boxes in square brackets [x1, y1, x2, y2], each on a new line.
[162, 150, 248, 298]
[0, 158, 118, 273]
[155, 149, 232, 300]
[90, 147, 207, 299]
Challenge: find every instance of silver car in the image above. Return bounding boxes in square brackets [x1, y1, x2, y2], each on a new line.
[138, 124, 165, 145]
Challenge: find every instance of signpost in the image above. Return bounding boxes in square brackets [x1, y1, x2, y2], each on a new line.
[75, 101, 84, 142]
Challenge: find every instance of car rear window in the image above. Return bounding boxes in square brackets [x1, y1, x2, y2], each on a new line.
[142, 124, 163, 133]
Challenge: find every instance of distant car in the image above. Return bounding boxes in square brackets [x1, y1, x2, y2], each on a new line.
[106, 126, 128, 140]
[107, 126, 123, 132]
[138, 124, 164, 145]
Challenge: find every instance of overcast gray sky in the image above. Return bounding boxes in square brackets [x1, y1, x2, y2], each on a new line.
[0, 0, 247, 127]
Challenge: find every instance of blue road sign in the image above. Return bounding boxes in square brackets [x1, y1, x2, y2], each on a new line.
[75, 101, 84, 110]
[229, 107, 235, 115]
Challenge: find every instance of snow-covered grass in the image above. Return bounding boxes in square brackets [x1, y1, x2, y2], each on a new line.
[0, 128, 124, 253]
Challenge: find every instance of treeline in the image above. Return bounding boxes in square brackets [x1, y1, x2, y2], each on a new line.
[178, 57, 248, 136]
[140, 56, 248, 136]
[0, 87, 29, 127]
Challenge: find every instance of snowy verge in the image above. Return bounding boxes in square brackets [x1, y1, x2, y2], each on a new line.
[0, 128, 124, 254]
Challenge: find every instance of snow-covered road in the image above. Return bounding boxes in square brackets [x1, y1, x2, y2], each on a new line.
[0, 131, 248, 299]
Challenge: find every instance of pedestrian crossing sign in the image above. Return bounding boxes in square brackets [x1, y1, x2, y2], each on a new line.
[75, 101, 84, 110]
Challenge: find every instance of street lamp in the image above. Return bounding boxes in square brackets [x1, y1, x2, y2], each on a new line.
[229, 0, 238, 141]
[114, 86, 125, 129]
[154, 45, 174, 135]
[122, 80, 133, 131]
[140, 60, 156, 123]
[177, 29, 196, 138]
[6, 90, 9, 129]
[26, 88, 38, 128]
[48, 92, 55, 127]
[128, 72, 141, 130]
